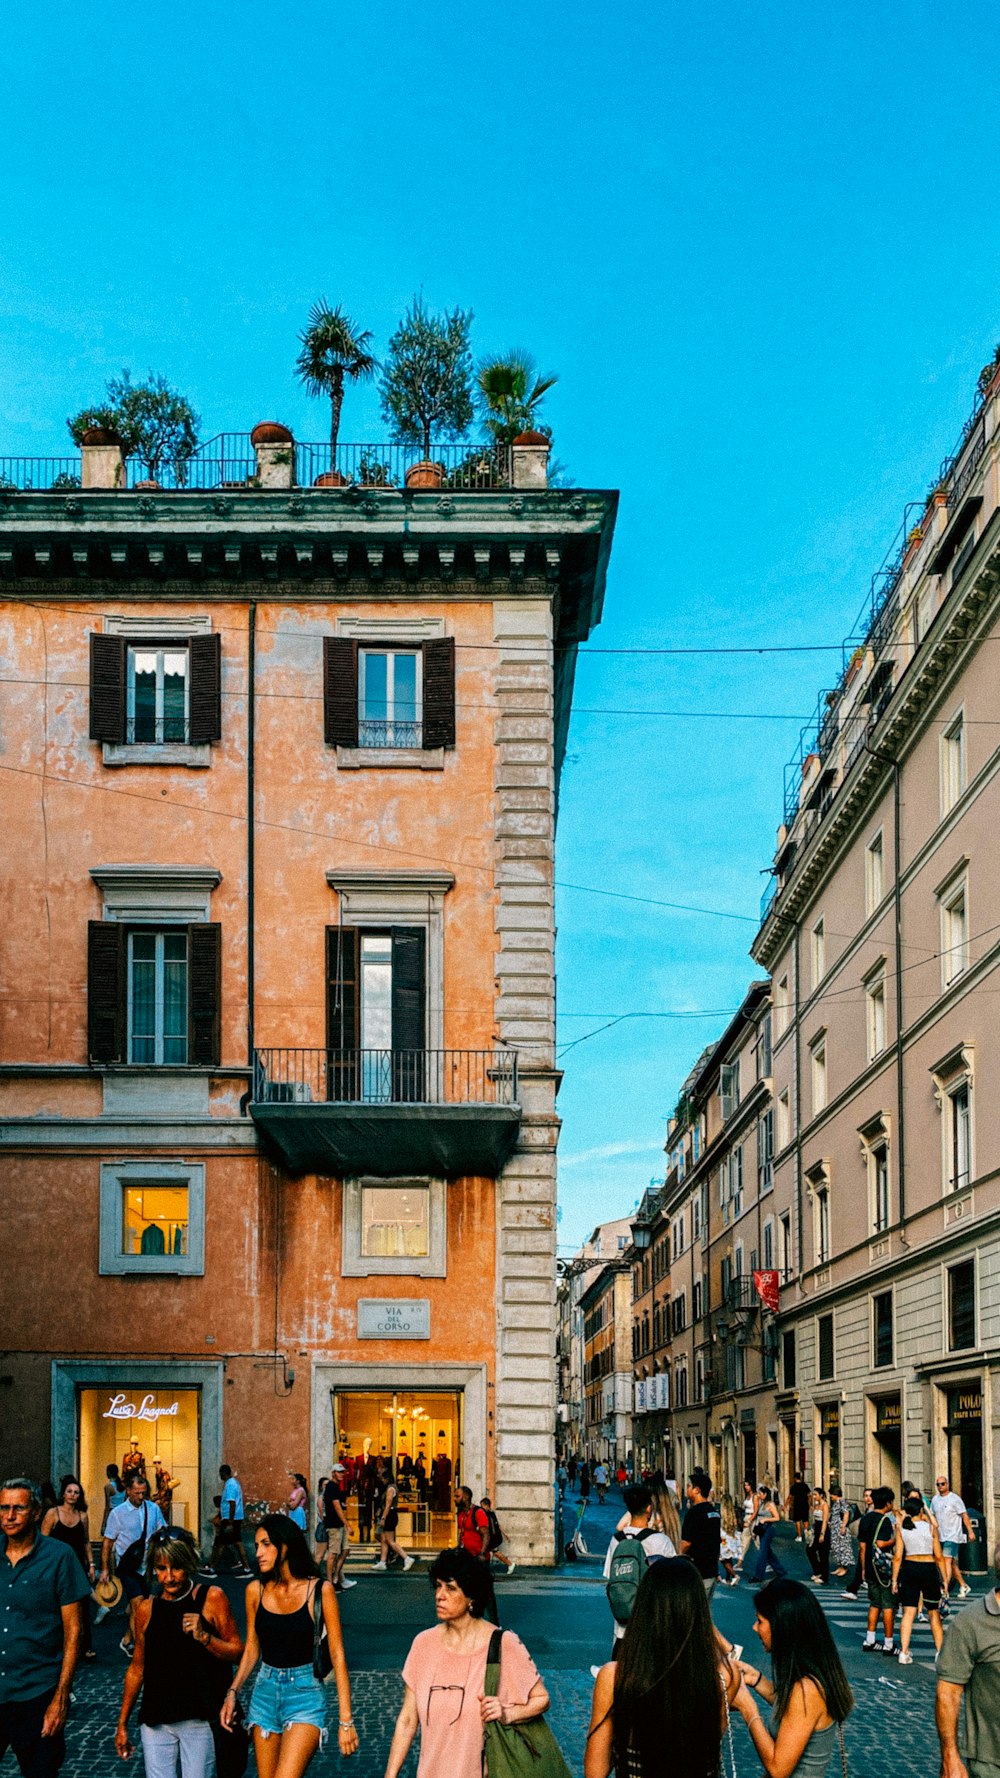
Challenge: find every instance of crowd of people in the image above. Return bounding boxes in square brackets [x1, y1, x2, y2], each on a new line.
[0, 1458, 994, 1778]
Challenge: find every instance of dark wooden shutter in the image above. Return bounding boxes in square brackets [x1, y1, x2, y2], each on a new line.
[89, 635, 126, 744]
[326, 924, 360, 1100]
[188, 633, 222, 743]
[87, 921, 126, 1061]
[188, 923, 222, 1065]
[323, 638, 359, 747]
[391, 927, 426, 1101]
[422, 637, 455, 749]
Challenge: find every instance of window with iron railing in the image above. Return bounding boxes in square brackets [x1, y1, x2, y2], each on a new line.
[127, 645, 189, 744]
[358, 647, 422, 748]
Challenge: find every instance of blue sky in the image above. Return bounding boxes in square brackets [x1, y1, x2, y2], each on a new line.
[3, 2, 999, 1248]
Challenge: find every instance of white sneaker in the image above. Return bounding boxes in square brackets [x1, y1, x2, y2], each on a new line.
[794, 1536, 802, 1543]
[897, 1650, 913, 1665]
[402, 1556, 415, 1571]
[958, 1583, 971, 1597]
[506, 1562, 516, 1577]
[340, 1578, 358, 1589]
[372, 1560, 387, 1570]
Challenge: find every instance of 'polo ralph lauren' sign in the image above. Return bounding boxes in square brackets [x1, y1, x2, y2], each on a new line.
[358, 1299, 430, 1340]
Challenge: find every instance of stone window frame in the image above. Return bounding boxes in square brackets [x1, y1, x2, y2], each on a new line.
[870, 1282, 895, 1371]
[931, 1042, 975, 1200]
[865, 828, 885, 915]
[101, 614, 213, 768]
[325, 869, 453, 1053]
[863, 957, 888, 1061]
[341, 1176, 447, 1278]
[936, 859, 970, 989]
[99, 1159, 206, 1276]
[334, 616, 446, 771]
[940, 705, 967, 818]
[858, 1111, 892, 1235]
[809, 1029, 828, 1118]
[805, 1157, 831, 1266]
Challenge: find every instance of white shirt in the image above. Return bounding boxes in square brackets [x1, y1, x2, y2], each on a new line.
[593, 1465, 608, 1485]
[104, 1498, 167, 1560]
[221, 1477, 244, 1521]
[931, 1491, 967, 1543]
[604, 1526, 675, 1639]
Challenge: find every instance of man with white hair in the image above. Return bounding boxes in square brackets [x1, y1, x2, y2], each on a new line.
[931, 1472, 975, 1603]
[0, 1477, 90, 1776]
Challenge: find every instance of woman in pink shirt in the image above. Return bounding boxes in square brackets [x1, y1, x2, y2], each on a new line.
[383, 1548, 549, 1778]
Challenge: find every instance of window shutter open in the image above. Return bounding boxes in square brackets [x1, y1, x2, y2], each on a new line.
[326, 925, 360, 1100]
[188, 633, 222, 743]
[88, 921, 126, 1061]
[391, 926, 426, 1101]
[89, 635, 126, 744]
[324, 638, 359, 747]
[422, 637, 455, 749]
[188, 922, 222, 1065]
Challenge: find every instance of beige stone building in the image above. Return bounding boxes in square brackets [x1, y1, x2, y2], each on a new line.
[753, 358, 1000, 1556]
[556, 1217, 634, 1459]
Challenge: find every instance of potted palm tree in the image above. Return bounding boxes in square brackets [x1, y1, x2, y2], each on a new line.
[476, 351, 557, 445]
[295, 302, 376, 486]
[379, 297, 474, 488]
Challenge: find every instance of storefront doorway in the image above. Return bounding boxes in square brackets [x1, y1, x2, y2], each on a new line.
[742, 1425, 758, 1490]
[869, 1395, 902, 1496]
[947, 1383, 984, 1514]
[78, 1386, 201, 1537]
[332, 1389, 461, 1550]
[818, 1403, 840, 1489]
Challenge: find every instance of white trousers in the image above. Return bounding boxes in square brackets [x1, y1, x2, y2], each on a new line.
[140, 1719, 217, 1778]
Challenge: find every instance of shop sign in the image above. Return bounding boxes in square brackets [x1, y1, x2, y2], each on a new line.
[876, 1398, 901, 1434]
[820, 1404, 840, 1436]
[949, 1385, 982, 1424]
[635, 1380, 646, 1412]
[103, 1393, 179, 1424]
[358, 1299, 430, 1340]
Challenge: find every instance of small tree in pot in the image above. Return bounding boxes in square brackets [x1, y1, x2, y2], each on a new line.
[68, 371, 200, 484]
[476, 350, 556, 445]
[295, 301, 377, 472]
[379, 297, 474, 487]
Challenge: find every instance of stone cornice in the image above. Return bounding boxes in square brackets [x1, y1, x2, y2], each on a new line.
[754, 538, 1000, 969]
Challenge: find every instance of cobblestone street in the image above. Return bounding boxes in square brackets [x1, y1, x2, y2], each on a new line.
[14, 1499, 983, 1778]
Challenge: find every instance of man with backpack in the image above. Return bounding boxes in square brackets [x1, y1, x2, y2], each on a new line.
[859, 1485, 898, 1654]
[456, 1487, 500, 1625]
[603, 1484, 674, 1651]
[480, 1496, 516, 1577]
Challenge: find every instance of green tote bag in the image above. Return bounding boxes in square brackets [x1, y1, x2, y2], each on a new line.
[482, 1629, 572, 1778]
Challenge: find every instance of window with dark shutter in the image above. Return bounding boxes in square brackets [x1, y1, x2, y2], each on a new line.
[90, 635, 126, 744]
[187, 923, 222, 1065]
[88, 921, 126, 1061]
[422, 637, 455, 749]
[326, 925, 360, 1100]
[188, 634, 222, 743]
[324, 638, 359, 747]
[391, 926, 426, 1100]
[818, 1312, 835, 1380]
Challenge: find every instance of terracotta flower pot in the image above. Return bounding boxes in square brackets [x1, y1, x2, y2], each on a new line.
[250, 421, 294, 446]
[132, 479, 160, 491]
[405, 460, 444, 490]
[512, 430, 549, 446]
[313, 470, 350, 488]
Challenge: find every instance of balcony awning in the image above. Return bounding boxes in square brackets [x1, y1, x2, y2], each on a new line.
[250, 1100, 522, 1179]
[929, 495, 983, 575]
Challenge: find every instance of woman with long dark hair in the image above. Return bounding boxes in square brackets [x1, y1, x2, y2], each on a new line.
[733, 1577, 853, 1777]
[42, 1476, 96, 1659]
[287, 1473, 309, 1532]
[585, 1556, 738, 1778]
[222, 1512, 358, 1777]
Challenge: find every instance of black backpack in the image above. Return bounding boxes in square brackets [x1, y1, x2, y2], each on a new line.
[485, 1509, 504, 1552]
[606, 1529, 653, 1625]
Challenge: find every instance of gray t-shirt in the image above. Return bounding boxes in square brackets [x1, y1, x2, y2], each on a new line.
[937, 1590, 1000, 1777]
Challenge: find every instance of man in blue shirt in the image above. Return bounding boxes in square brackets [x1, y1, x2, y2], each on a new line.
[202, 1465, 250, 1577]
[0, 1476, 90, 1776]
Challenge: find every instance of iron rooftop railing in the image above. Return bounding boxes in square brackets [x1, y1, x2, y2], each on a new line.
[252, 1046, 518, 1107]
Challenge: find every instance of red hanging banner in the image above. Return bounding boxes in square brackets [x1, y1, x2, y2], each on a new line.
[753, 1268, 780, 1313]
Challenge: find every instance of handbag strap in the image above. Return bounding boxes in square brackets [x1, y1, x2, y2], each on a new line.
[838, 1722, 848, 1778]
[723, 1692, 738, 1778]
[483, 1628, 503, 1699]
[312, 1580, 325, 1651]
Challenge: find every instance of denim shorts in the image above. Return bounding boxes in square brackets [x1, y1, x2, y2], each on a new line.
[941, 1540, 961, 1558]
[248, 1664, 328, 1739]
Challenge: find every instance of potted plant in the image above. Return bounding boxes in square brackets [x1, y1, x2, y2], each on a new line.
[977, 343, 1000, 399]
[379, 297, 474, 489]
[295, 302, 376, 486]
[69, 372, 199, 484]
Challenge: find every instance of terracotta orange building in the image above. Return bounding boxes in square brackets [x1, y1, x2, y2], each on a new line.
[0, 428, 617, 1561]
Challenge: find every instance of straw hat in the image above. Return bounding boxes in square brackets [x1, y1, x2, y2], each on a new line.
[92, 1574, 123, 1610]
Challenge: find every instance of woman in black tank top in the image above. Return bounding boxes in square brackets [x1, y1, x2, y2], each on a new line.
[114, 1527, 243, 1775]
[42, 1476, 96, 1658]
[223, 1512, 359, 1774]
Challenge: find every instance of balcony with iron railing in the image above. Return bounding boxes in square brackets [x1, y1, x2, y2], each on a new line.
[0, 435, 514, 494]
[765, 369, 1000, 921]
[250, 1046, 520, 1178]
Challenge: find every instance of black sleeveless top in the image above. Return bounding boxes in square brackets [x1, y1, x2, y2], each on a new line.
[49, 1516, 89, 1572]
[255, 1584, 316, 1669]
[139, 1587, 232, 1727]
